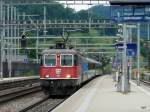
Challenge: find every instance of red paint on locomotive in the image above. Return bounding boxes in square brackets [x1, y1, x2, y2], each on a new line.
[40, 53, 79, 79]
[40, 66, 79, 79]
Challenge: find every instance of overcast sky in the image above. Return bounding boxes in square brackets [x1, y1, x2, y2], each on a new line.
[58, 1, 109, 11]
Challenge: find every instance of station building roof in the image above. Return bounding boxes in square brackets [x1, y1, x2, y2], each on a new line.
[109, 0, 150, 5]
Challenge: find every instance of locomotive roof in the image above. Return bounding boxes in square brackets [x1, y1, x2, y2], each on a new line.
[42, 49, 101, 65]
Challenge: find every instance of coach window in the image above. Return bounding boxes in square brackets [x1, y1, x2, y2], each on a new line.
[88, 63, 95, 70]
[61, 54, 73, 66]
[44, 54, 56, 66]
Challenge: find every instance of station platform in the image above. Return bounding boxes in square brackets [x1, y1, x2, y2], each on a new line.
[52, 75, 150, 112]
[0, 76, 39, 84]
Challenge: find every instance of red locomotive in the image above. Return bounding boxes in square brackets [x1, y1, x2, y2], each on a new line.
[40, 44, 100, 95]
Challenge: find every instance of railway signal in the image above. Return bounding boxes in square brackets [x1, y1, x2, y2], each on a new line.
[21, 34, 27, 48]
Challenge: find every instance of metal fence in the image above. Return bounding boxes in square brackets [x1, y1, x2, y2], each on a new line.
[1, 62, 40, 78]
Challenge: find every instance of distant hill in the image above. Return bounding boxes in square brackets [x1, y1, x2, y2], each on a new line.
[89, 5, 111, 19]
[16, 3, 148, 39]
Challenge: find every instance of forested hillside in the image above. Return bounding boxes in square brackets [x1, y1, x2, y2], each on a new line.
[16, 4, 109, 20]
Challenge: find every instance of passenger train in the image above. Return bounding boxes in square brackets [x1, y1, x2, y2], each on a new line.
[40, 46, 101, 95]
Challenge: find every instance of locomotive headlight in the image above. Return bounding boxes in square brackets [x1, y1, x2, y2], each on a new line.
[56, 69, 61, 75]
[45, 75, 49, 78]
[66, 74, 71, 78]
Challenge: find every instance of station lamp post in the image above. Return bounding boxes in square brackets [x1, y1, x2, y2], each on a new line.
[115, 24, 131, 93]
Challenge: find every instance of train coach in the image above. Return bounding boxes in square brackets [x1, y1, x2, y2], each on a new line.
[40, 49, 101, 95]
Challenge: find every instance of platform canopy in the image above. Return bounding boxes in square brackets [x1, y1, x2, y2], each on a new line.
[1, 0, 150, 5]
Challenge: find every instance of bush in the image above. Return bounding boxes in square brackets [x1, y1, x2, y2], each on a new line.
[20, 71, 35, 77]
[103, 64, 112, 74]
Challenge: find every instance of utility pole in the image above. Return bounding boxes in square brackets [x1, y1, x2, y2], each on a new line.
[148, 24, 150, 70]
[129, 27, 132, 80]
[122, 24, 130, 93]
[23, 12, 26, 33]
[0, 0, 3, 79]
[6, 4, 10, 78]
[43, 3, 47, 43]
[7, 5, 10, 62]
[148, 24, 150, 41]
[1, 1, 6, 79]
[8, 5, 14, 78]
[17, 13, 20, 55]
[137, 23, 140, 86]
[88, 4, 91, 31]
[36, 27, 39, 63]
[14, 7, 17, 59]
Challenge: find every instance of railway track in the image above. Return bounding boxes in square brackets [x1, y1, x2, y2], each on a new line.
[20, 96, 66, 112]
[0, 83, 41, 103]
[19, 76, 101, 112]
[0, 76, 101, 112]
[0, 76, 40, 91]
[140, 79, 150, 86]
[20, 95, 49, 112]
[0, 84, 67, 112]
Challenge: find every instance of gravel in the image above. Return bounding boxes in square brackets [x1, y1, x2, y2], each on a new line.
[26, 98, 64, 112]
[0, 91, 46, 112]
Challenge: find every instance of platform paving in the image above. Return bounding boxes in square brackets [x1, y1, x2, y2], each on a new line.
[0, 76, 39, 84]
[52, 75, 150, 112]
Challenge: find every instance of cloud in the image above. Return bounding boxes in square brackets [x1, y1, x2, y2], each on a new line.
[58, 1, 109, 11]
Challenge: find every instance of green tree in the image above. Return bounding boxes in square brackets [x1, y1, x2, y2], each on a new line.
[98, 54, 111, 74]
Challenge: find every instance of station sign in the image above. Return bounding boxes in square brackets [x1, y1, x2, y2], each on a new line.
[111, 5, 150, 23]
[115, 43, 137, 57]
[115, 43, 124, 50]
[126, 43, 137, 57]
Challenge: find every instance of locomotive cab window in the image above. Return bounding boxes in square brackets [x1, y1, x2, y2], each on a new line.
[44, 54, 56, 67]
[40, 55, 43, 66]
[61, 54, 73, 66]
[74, 55, 79, 66]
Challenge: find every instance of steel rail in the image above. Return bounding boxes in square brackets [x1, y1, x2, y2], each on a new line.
[19, 95, 50, 112]
[140, 79, 150, 85]
[0, 83, 41, 103]
[0, 78, 40, 91]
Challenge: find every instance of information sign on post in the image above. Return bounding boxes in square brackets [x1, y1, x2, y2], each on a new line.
[126, 43, 137, 57]
[115, 43, 137, 57]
